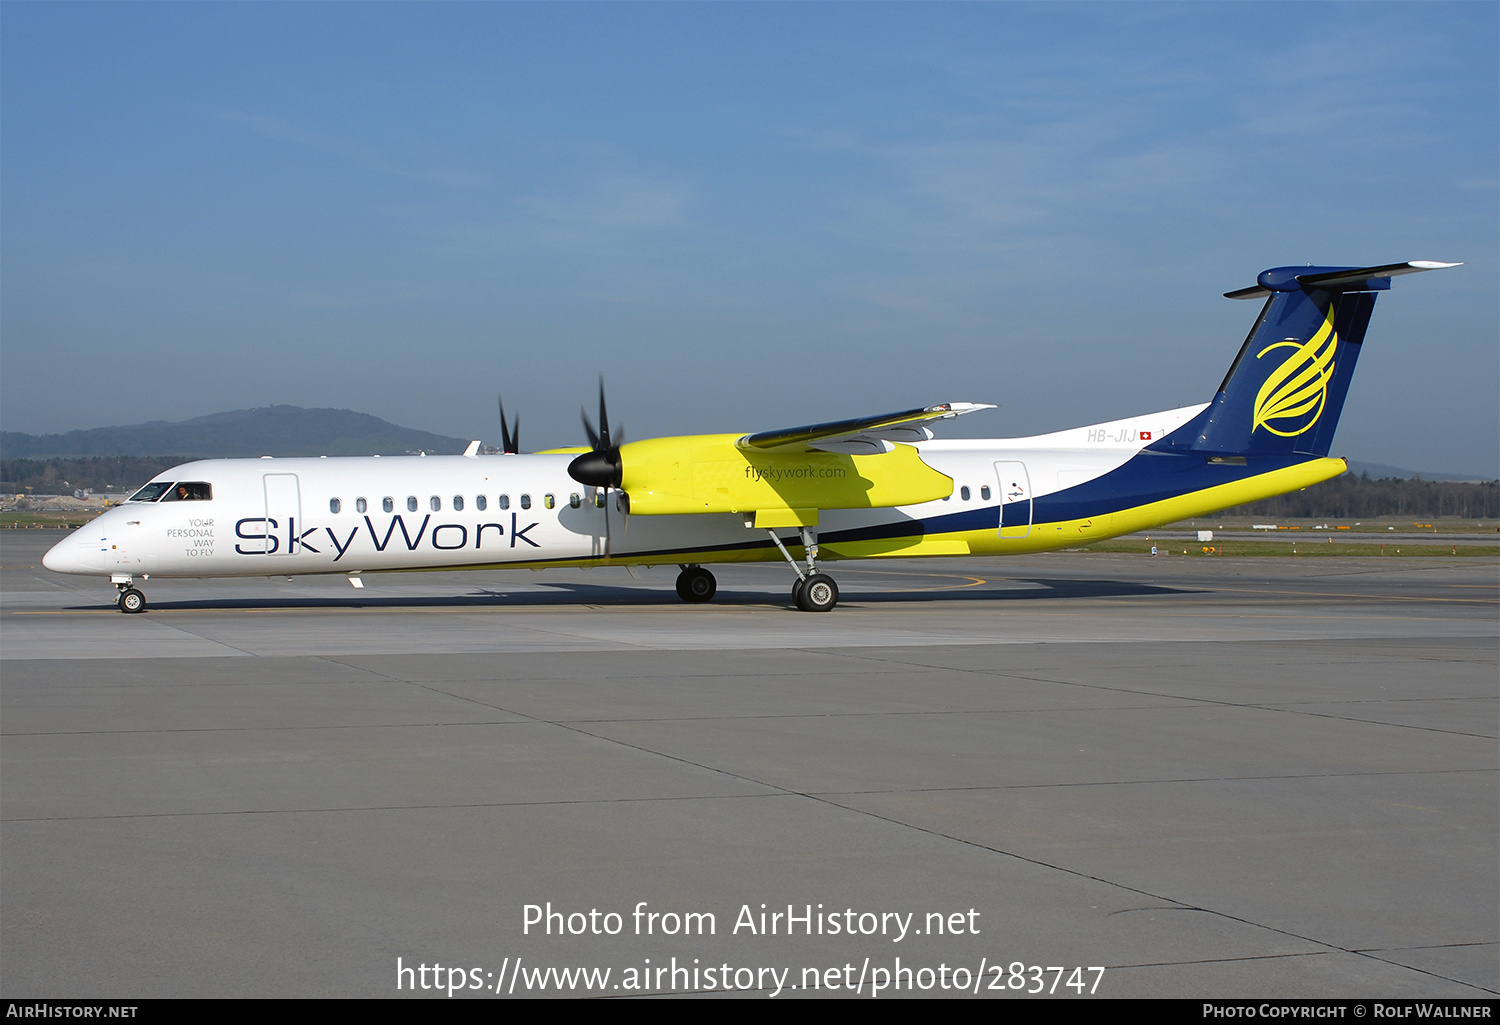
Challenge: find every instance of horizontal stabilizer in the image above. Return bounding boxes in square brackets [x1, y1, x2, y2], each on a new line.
[1225, 261, 1460, 300]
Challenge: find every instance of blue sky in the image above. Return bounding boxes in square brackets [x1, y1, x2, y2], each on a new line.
[3, 2, 1495, 475]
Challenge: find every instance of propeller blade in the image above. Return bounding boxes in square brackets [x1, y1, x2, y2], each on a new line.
[498, 396, 519, 455]
[603, 487, 613, 560]
[587, 379, 624, 449]
[596, 379, 610, 453]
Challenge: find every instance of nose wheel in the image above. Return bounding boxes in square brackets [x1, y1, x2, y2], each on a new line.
[117, 587, 146, 614]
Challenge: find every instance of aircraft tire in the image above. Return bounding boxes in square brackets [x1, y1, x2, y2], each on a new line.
[795, 573, 838, 612]
[119, 588, 146, 614]
[791, 578, 806, 606]
[676, 567, 717, 603]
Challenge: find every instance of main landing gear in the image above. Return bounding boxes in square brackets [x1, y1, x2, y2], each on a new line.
[114, 578, 146, 614]
[675, 527, 841, 612]
[770, 527, 839, 612]
[791, 572, 839, 613]
[676, 565, 717, 603]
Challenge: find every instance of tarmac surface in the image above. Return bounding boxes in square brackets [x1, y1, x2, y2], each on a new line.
[2, 530, 1496, 998]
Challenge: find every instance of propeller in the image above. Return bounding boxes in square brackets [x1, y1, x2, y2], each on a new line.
[568, 379, 624, 489]
[497, 396, 520, 455]
[568, 380, 628, 558]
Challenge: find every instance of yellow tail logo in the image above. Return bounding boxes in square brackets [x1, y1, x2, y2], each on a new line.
[1252, 306, 1337, 437]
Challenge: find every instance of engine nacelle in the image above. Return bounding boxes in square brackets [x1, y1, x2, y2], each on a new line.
[618, 434, 954, 522]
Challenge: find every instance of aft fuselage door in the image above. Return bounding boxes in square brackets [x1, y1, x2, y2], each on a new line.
[263, 473, 301, 556]
[993, 461, 1032, 539]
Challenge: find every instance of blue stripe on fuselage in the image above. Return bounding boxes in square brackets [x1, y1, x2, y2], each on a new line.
[1032, 449, 1316, 524]
[817, 446, 1326, 546]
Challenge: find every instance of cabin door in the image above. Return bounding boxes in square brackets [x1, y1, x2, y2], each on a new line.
[263, 473, 302, 556]
[993, 461, 1032, 539]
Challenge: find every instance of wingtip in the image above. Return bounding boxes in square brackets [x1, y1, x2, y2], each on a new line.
[935, 402, 997, 416]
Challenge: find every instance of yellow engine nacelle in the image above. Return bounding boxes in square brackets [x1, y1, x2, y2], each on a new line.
[619, 434, 953, 523]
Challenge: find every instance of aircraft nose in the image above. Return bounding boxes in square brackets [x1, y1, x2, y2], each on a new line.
[42, 534, 76, 572]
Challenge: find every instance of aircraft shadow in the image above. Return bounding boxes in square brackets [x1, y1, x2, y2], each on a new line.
[61, 577, 1193, 613]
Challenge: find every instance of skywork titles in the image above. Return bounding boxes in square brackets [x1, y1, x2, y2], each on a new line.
[234, 514, 541, 559]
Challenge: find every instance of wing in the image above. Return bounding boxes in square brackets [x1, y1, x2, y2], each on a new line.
[737, 402, 995, 455]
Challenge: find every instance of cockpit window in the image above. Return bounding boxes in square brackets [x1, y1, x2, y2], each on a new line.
[129, 482, 174, 503]
[162, 482, 213, 502]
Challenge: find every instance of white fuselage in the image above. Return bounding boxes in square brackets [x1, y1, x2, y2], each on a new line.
[43, 405, 1207, 581]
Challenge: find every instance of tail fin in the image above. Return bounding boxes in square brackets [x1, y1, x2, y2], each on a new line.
[1189, 261, 1459, 457]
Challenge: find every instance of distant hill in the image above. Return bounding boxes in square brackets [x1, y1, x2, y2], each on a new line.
[1, 406, 469, 459]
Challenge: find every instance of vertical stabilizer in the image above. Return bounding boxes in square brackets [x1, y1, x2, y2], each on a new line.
[1189, 261, 1457, 457]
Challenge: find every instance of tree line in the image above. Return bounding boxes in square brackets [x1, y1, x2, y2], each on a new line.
[1224, 472, 1498, 519]
[2, 456, 184, 495]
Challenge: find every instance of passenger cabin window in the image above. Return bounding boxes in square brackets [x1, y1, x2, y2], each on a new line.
[162, 482, 212, 502]
[129, 482, 174, 503]
[520, 494, 531, 510]
[593, 492, 605, 508]
[569, 493, 581, 509]
[407, 496, 418, 512]
[499, 495, 510, 510]
[981, 486, 991, 501]
[960, 486, 971, 501]
[476, 496, 487, 511]
[544, 494, 555, 510]
[430, 496, 441, 512]
[452, 495, 464, 512]
[329, 498, 341, 514]
[356, 498, 367, 514]
[382, 497, 394, 513]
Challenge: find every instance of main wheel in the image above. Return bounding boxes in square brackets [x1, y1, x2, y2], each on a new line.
[118, 588, 146, 614]
[795, 573, 838, 612]
[791, 577, 806, 606]
[675, 567, 717, 603]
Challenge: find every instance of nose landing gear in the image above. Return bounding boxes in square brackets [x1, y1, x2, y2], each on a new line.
[114, 579, 146, 614]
